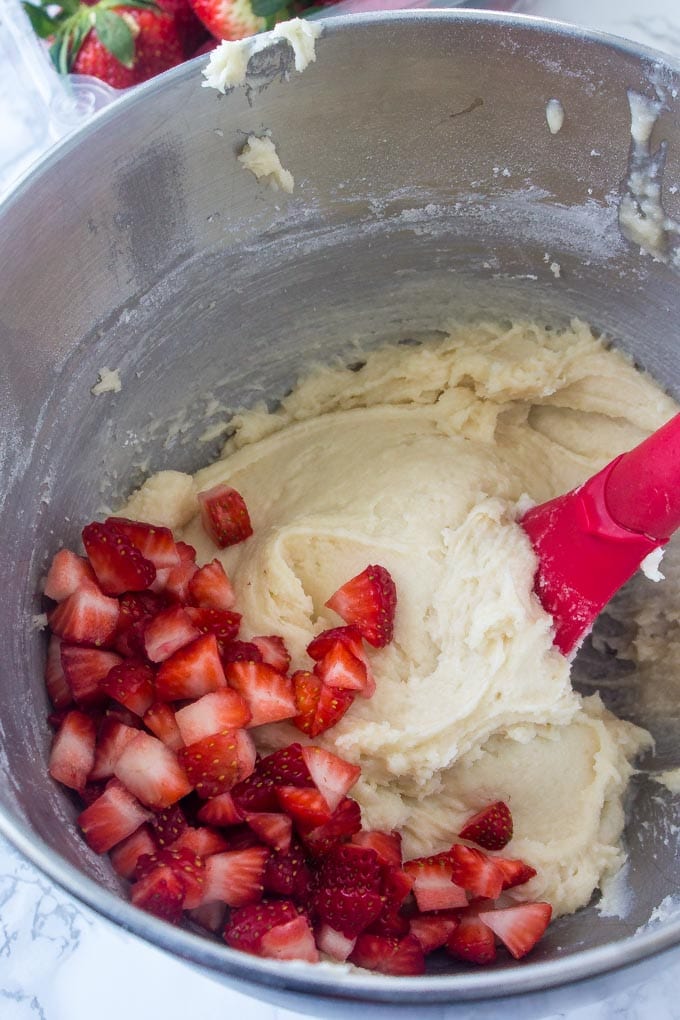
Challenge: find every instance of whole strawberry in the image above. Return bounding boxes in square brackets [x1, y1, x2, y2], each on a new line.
[23, 0, 185, 89]
[187, 0, 266, 42]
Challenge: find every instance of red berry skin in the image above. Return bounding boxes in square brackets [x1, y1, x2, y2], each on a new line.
[73, 8, 185, 89]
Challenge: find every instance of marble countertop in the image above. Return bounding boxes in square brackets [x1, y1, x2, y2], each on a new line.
[3, 2, 680, 1017]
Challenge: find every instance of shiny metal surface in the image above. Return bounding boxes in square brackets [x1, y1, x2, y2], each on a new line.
[1, 11, 680, 1009]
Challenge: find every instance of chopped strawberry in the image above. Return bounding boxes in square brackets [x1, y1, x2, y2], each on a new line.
[409, 911, 461, 953]
[196, 791, 244, 827]
[219, 824, 264, 852]
[307, 625, 367, 662]
[44, 636, 72, 709]
[403, 852, 468, 912]
[60, 645, 122, 705]
[90, 719, 139, 781]
[178, 728, 256, 799]
[188, 559, 235, 610]
[48, 710, 97, 790]
[251, 635, 290, 673]
[156, 634, 226, 701]
[163, 557, 198, 602]
[82, 520, 156, 595]
[262, 841, 313, 903]
[188, 901, 227, 934]
[220, 640, 262, 664]
[449, 844, 504, 900]
[313, 641, 370, 695]
[316, 924, 356, 962]
[114, 731, 193, 809]
[136, 847, 206, 909]
[144, 606, 201, 663]
[259, 915, 319, 963]
[459, 801, 513, 851]
[198, 484, 253, 548]
[301, 797, 362, 857]
[225, 661, 297, 727]
[44, 548, 95, 602]
[175, 688, 251, 744]
[292, 670, 355, 737]
[245, 812, 292, 853]
[325, 565, 397, 648]
[231, 744, 313, 813]
[143, 702, 184, 751]
[103, 703, 142, 729]
[201, 846, 269, 906]
[100, 660, 155, 717]
[480, 902, 552, 959]
[78, 778, 152, 853]
[110, 825, 156, 879]
[149, 804, 188, 849]
[131, 865, 185, 924]
[349, 933, 426, 976]
[352, 829, 403, 869]
[372, 866, 414, 936]
[115, 590, 167, 657]
[313, 843, 383, 938]
[185, 607, 241, 644]
[48, 583, 119, 647]
[171, 826, 229, 857]
[446, 908, 497, 965]
[223, 899, 300, 954]
[494, 856, 537, 890]
[301, 746, 361, 813]
[105, 517, 180, 569]
[276, 787, 332, 833]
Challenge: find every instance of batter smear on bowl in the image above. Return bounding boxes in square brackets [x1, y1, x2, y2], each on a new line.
[41, 320, 677, 970]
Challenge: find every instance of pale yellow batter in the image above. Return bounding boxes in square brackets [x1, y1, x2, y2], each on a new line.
[122, 320, 676, 917]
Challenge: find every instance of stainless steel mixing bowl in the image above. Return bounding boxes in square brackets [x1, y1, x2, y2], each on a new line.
[2, 10, 680, 1013]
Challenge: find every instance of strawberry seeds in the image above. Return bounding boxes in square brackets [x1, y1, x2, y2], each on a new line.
[42, 488, 551, 973]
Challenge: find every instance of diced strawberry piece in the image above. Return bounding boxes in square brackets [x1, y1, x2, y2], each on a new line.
[219, 825, 263, 851]
[198, 484, 253, 548]
[100, 660, 155, 717]
[481, 902, 552, 959]
[409, 911, 461, 953]
[143, 702, 184, 751]
[156, 634, 226, 701]
[130, 865, 185, 923]
[149, 804, 188, 849]
[245, 812, 292, 853]
[349, 933, 426, 976]
[114, 731, 193, 809]
[446, 909, 497, 964]
[301, 797, 362, 857]
[313, 642, 370, 695]
[220, 640, 262, 664]
[316, 924, 356, 962]
[196, 791, 244, 827]
[162, 558, 198, 602]
[262, 841, 313, 903]
[44, 548, 95, 602]
[185, 607, 241, 643]
[230, 743, 313, 813]
[171, 826, 229, 857]
[459, 801, 513, 851]
[177, 541, 197, 563]
[48, 583, 120, 647]
[178, 728, 256, 799]
[90, 719, 139, 781]
[136, 847, 206, 909]
[449, 844, 504, 900]
[276, 787, 332, 832]
[313, 843, 383, 938]
[494, 856, 537, 890]
[251, 635, 290, 673]
[201, 846, 269, 906]
[259, 915, 319, 963]
[403, 852, 468, 912]
[114, 590, 168, 657]
[44, 636, 73, 709]
[368, 869, 413, 939]
[175, 689, 251, 744]
[307, 625, 366, 662]
[48, 710, 97, 790]
[352, 829, 402, 868]
[325, 565, 397, 648]
[301, 745, 361, 813]
[144, 606, 201, 663]
[105, 517, 180, 569]
[78, 778, 152, 853]
[292, 671, 355, 737]
[225, 661, 297, 727]
[59, 645, 122, 706]
[223, 898, 300, 953]
[110, 825, 156, 879]
[82, 520, 156, 595]
[188, 901, 227, 934]
[188, 559, 235, 610]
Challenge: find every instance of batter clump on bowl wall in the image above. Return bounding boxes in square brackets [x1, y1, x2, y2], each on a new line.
[122, 319, 675, 919]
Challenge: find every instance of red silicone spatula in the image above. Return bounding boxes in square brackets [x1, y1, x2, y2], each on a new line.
[521, 412, 680, 657]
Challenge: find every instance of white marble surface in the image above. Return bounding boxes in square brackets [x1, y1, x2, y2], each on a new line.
[3, 1, 680, 1017]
